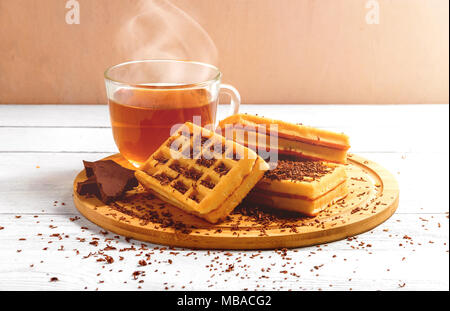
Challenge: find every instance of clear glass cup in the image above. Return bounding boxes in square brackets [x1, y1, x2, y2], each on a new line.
[104, 60, 240, 167]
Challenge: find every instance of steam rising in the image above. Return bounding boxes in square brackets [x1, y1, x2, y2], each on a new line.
[116, 0, 218, 65]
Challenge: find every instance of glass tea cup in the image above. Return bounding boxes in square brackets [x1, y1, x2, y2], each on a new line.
[104, 59, 240, 167]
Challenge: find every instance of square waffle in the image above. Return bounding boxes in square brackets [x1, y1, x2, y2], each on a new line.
[135, 122, 270, 223]
[218, 114, 350, 164]
[246, 160, 348, 216]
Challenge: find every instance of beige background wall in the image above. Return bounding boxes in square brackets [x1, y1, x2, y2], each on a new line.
[0, 0, 448, 105]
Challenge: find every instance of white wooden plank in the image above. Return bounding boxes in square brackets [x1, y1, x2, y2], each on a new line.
[0, 152, 447, 215]
[0, 153, 113, 215]
[0, 213, 447, 291]
[0, 105, 110, 128]
[0, 122, 448, 153]
[0, 127, 117, 153]
[1, 104, 448, 129]
[359, 152, 449, 215]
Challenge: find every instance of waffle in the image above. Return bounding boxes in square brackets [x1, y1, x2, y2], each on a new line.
[246, 160, 348, 216]
[218, 114, 350, 164]
[135, 122, 270, 223]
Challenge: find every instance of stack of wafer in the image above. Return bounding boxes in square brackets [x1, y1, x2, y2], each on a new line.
[219, 114, 350, 216]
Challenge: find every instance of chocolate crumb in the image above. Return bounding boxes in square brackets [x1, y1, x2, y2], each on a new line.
[264, 160, 334, 182]
[169, 162, 186, 174]
[214, 162, 230, 176]
[189, 193, 201, 203]
[200, 179, 216, 189]
[196, 157, 216, 168]
[173, 181, 189, 194]
[153, 173, 174, 186]
[183, 168, 203, 181]
[154, 154, 169, 164]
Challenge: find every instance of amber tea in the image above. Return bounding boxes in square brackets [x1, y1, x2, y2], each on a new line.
[109, 88, 216, 166]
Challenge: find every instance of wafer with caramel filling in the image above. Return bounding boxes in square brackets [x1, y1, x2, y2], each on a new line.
[246, 160, 348, 216]
[219, 114, 350, 164]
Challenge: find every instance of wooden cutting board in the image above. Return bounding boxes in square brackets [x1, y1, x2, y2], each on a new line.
[73, 154, 399, 250]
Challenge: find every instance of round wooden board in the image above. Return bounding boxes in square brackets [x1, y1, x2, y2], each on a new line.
[73, 154, 399, 250]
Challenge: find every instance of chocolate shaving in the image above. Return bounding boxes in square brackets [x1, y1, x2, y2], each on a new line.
[153, 173, 174, 186]
[189, 193, 201, 203]
[200, 179, 216, 189]
[169, 162, 186, 174]
[173, 181, 188, 194]
[196, 157, 216, 168]
[214, 162, 230, 176]
[264, 160, 334, 182]
[153, 154, 168, 164]
[183, 168, 203, 181]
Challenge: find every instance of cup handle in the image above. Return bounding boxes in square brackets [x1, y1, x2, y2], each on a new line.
[220, 84, 241, 116]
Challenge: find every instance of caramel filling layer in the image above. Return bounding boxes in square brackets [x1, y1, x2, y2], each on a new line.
[242, 142, 345, 164]
[253, 179, 347, 201]
[223, 124, 350, 151]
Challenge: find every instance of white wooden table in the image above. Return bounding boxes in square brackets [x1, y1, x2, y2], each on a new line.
[0, 104, 448, 291]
